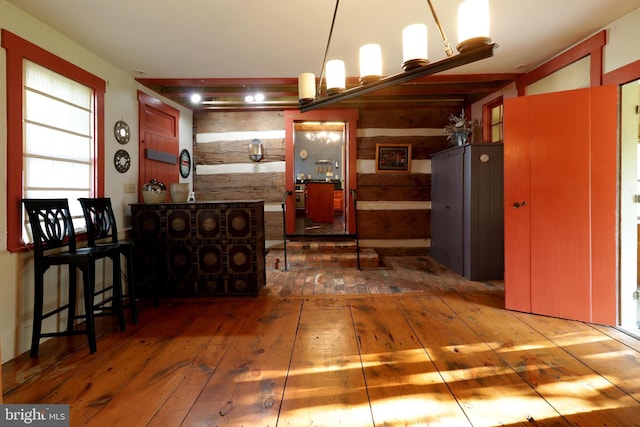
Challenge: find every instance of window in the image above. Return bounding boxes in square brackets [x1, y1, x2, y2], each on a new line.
[2, 30, 105, 251]
[483, 96, 504, 143]
[22, 61, 95, 242]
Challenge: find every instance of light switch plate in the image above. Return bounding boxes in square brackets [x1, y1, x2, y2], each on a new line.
[123, 182, 136, 193]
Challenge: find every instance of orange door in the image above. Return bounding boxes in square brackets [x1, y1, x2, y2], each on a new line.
[504, 86, 618, 324]
[138, 92, 180, 202]
[503, 97, 531, 313]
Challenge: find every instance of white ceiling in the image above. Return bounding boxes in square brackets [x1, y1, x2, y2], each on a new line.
[7, 0, 640, 79]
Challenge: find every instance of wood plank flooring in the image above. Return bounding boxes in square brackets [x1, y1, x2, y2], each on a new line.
[3, 256, 640, 426]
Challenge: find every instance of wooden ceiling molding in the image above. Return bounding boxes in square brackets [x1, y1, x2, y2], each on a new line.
[136, 73, 521, 111]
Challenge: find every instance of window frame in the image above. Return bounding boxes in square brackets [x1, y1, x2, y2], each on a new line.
[482, 95, 504, 144]
[2, 30, 106, 252]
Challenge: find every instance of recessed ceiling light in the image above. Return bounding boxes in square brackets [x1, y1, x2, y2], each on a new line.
[190, 93, 202, 103]
[254, 93, 265, 102]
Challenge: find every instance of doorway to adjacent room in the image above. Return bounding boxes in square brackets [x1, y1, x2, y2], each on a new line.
[619, 79, 640, 337]
[283, 108, 359, 237]
[292, 121, 346, 235]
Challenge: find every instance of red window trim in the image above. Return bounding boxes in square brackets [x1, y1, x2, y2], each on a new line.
[2, 29, 106, 252]
[515, 30, 606, 96]
[482, 96, 504, 143]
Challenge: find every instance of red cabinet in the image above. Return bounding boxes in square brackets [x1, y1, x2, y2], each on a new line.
[306, 182, 334, 223]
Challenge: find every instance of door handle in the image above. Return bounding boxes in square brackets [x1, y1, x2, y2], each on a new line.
[513, 201, 527, 209]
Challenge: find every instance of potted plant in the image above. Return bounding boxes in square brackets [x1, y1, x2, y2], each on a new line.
[444, 109, 474, 146]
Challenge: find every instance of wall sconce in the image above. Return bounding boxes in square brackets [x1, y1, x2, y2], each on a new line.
[249, 138, 263, 162]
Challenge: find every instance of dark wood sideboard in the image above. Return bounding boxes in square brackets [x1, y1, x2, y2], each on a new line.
[130, 200, 265, 296]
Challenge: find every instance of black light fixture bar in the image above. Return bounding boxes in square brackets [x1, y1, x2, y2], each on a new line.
[299, 43, 496, 113]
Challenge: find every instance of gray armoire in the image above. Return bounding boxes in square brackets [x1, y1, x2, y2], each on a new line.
[430, 143, 504, 280]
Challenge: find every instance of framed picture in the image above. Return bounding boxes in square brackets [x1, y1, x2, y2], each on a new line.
[375, 143, 412, 173]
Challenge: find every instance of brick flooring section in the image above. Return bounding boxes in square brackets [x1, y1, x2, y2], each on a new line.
[262, 252, 504, 297]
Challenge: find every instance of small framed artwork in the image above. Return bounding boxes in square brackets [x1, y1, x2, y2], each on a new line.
[375, 143, 412, 173]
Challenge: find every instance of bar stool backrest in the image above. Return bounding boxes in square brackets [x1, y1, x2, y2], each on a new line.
[23, 198, 77, 256]
[78, 198, 119, 246]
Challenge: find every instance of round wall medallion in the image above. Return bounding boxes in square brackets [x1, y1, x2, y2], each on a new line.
[299, 149, 308, 160]
[114, 120, 130, 144]
[114, 149, 131, 173]
[179, 149, 191, 178]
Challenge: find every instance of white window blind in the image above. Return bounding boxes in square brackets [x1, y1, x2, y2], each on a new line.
[22, 60, 95, 242]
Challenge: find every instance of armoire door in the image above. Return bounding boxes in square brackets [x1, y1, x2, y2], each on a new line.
[504, 86, 618, 324]
[431, 147, 464, 274]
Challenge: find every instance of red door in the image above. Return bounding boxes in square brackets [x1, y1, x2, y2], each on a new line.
[504, 86, 618, 324]
[138, 91, 180, 202]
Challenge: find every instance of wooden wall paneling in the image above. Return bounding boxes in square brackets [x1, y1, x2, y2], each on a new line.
[357, 106, 457, 129]
[193, 105, 461, 245]
[357, 210, 430, 240]
[196, 173, 285, 203]
[264, 211, 283, 241]
[194, 110, 285, 210]
[357, 186, 430, 202]
[504, 97, 532, 312]
[196, 138, 285, 164]
[195, 110, 284, 133]
[357, 135, 449, 160]
[354, 106, 454, 245]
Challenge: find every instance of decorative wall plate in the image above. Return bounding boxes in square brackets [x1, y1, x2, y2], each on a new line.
[299, 149, 308, 160]
[179, 149, 191, 178]
[114, 120, 130, 144]
[114, 149, 131, 173]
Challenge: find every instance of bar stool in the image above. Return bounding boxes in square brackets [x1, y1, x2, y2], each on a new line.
[78, 197, 140, 324]
[22, 198, 125, 358]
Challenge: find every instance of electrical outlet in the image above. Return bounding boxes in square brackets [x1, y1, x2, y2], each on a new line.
[123, 182, 136, 193]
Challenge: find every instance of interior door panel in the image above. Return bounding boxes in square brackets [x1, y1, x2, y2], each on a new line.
[504, 86, 618, 324]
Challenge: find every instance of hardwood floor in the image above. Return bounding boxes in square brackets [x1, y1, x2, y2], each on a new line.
[3, 256, 640, 426]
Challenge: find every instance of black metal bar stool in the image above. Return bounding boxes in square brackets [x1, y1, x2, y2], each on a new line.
[22, 198, 125, 358]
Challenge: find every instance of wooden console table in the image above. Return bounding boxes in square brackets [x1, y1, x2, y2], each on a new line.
[130, 200, 265, 296]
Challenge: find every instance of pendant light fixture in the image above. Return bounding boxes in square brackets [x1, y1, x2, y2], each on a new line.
[298, 0, 496, 112]
[359, 43, 382, 84]
[325, 59, 346, 95]
[402, 23, 429, 71]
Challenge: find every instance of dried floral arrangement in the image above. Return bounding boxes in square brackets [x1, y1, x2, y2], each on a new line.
[444, 110, 474, 145]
